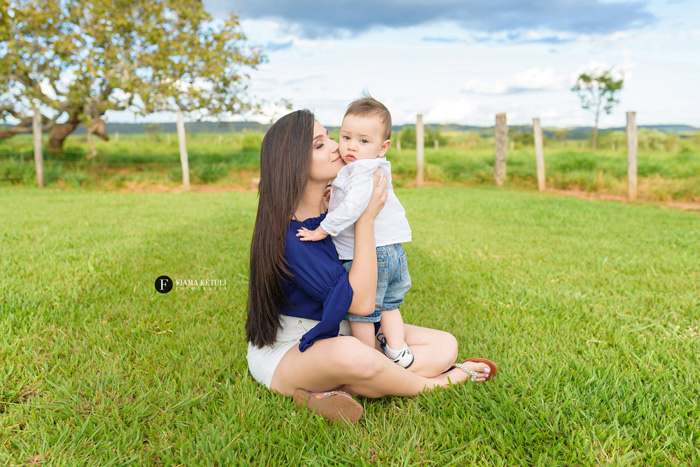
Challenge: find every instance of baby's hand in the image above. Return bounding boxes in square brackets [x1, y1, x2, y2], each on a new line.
[296, 227, 329, 242]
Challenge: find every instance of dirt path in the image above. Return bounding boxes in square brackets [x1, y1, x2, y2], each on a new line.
[116, 182, 251, 194]
[112, 181, 700, 213]
[547, 188, 700, 213]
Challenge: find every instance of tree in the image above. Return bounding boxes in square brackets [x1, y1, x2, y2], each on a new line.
[571, 68, 624, 150]
[398, 126, 416, 148]
[425, 125, 449, 148]
[508, 127, 534, 148]
[0, 0, 265, 154]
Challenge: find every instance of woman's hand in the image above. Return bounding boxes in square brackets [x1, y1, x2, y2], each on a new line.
[358, 169, 388, 224]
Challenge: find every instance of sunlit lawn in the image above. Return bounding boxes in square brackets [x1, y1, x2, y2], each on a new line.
[1, 185, 698, 465]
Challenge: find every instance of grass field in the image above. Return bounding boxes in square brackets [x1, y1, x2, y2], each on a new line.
[1, 185, 699, 465]
[1, 132, 699, 202]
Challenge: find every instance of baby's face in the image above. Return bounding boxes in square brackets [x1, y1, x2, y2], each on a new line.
[339, 114, 390, 163]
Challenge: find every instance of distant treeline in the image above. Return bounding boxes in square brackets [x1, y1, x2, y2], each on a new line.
[70, 121, 699, 140]
[70, 121, 269, 135]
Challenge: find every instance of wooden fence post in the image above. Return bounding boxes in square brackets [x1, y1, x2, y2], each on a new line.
[416, 114, 424, 187]
[115, 132, 119, 144]
[533, 117, 545, 192]
[396, 138, 401, 152]
[176, 111, 190, 190]
[494, 113, 507, 186]
[218, 134, 222, 145]
[166, 133, 171, 145]
[33, 108, 44, 188]
[627, 111, 637, 201]
[434, 139, 438, 150]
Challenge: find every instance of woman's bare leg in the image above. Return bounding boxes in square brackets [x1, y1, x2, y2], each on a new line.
[374, 323, 461, 378]
[270, 336, 490, 399]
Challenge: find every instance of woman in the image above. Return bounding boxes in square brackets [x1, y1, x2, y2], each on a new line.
[246, 110, 496, 424]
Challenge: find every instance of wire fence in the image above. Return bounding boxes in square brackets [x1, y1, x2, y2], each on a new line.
[1, 117, 699, 199]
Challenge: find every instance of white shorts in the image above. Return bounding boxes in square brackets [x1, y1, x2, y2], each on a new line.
[247, 315, 352, 388]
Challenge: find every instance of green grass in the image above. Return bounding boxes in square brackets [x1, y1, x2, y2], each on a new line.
[0, 133, 263, 190]
[1, 133, 699, 202]
[388, 146, 700, 202]
[1, 185, 699, 465]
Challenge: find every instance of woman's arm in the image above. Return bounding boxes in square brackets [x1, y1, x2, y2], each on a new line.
[347, 169, 388, 315]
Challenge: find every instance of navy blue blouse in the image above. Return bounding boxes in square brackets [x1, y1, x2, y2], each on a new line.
[282, 213, 354, 352]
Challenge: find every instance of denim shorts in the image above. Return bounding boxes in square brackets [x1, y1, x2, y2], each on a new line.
[343, 243, 412, 323]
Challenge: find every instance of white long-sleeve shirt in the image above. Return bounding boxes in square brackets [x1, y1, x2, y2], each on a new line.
[320, 159, 412, 260]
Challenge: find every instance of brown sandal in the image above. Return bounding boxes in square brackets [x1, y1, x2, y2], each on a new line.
[293, 389, 363, 425]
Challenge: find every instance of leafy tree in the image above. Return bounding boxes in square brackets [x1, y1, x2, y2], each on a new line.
[143, 124, 163, 142]
[425, 125, 449, 148]
[637, 128, 668, 151]
[396, 125, 449, 148]
[398, 126, 416, 148]
[571, 68, 624, 150]
[597, 130, 626, 150]
[509, 127, 534, 147]
[0, 0, 265, 154]
[552, 128, 569, 142]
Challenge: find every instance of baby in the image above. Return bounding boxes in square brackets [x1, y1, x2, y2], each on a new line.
[297, 96, 414, 368]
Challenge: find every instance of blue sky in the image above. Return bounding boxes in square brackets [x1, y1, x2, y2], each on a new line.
[128, 0, 700, 128]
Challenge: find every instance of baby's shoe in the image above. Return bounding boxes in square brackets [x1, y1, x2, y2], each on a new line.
[389, 342, 415, 368]
[377, 333, 414, 368]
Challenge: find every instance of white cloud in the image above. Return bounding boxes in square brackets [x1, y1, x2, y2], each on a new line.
[540, 108, 561, 120]
[99, 4, 700, 128]
[461, 79, 509, 95]
[589, 31, 630, 46]
[619, 49, 636, 83]
[510, 67, 564, 91]
[241, 19, 288, 42]
[461, 67, 565, 95]
[424, 99, 479, 123]
[573, 60, 610, 76]
[207, 0, 656, 39]
[241, 19, 339, 53]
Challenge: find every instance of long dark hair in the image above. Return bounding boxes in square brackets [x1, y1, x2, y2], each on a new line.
[246, 110, 314, 348]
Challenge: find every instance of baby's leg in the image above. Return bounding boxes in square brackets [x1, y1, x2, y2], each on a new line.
[380, 309, 405, 350]
[349, 321, 376, 348]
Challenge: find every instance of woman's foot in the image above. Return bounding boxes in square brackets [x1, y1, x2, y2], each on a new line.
[441, 359, 495, 384]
